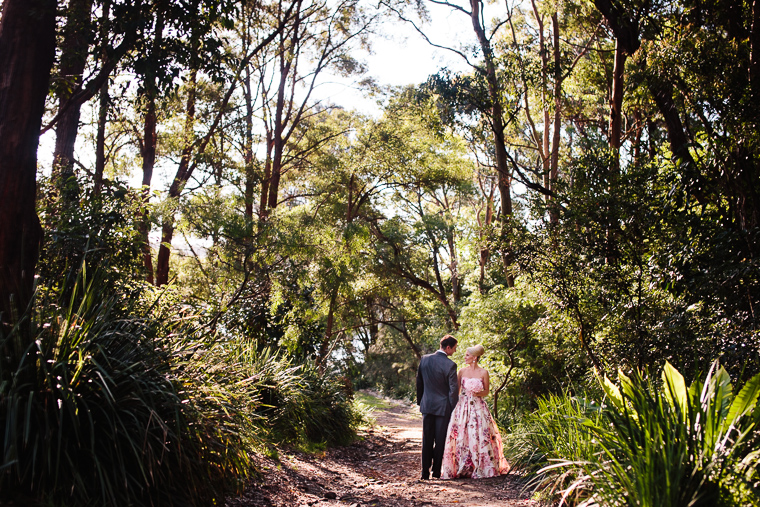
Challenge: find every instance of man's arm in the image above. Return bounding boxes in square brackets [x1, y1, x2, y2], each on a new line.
[447, 362, 459, 410]
[416, 357, 424, 405]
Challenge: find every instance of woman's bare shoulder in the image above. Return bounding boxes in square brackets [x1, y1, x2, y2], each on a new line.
[459, 365, 476, 378]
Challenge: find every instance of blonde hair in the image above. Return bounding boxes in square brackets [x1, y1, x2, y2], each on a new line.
[466, 344, 485, 358]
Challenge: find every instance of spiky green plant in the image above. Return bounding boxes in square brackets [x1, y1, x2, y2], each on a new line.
[0, 269, 259, 506]
[546, 362, 760, 507]
[247, 349, 362, 447]
[504, 392, 604, 504]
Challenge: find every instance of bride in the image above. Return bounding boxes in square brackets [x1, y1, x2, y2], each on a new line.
[440, 344, 509, 479]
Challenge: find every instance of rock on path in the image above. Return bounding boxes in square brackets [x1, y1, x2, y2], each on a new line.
[227, 392, 539, 507]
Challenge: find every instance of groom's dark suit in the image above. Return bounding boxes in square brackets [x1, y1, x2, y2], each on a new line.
[416, 349, 459, 479]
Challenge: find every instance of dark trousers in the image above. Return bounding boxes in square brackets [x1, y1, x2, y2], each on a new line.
[421, 413, 450, 478]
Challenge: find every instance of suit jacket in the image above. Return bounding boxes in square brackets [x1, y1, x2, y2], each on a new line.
[416, 350, 459, 416]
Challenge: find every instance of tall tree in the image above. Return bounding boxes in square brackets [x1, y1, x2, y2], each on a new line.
[154, 0, 298, 286]
[257, 0, 378, 219]
[0, 0, 57, 324]
[51, 0, 94, 197]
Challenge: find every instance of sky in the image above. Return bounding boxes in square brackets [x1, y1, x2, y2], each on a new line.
[39, 2, 477, 170]
[319, 2, 477, 113]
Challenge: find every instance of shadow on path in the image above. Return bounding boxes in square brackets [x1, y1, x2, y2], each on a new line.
[228, 391, 539, 507]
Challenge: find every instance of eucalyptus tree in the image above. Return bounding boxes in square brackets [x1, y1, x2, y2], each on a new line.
[0, 0, 155, 322]
[254, 0, 381, 220]
[0, 0, 57, 325]
[355, 89, 476, 332]
[153, 0, 301, 286]
[51, 0, 94, 201]
[386, 0, 525, 284]
[46, 0, 166, 204]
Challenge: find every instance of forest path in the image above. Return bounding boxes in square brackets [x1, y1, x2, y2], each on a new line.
[227, 391, 538, 507]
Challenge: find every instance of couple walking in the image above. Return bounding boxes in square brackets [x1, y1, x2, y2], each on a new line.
[416, 335, 509, 480]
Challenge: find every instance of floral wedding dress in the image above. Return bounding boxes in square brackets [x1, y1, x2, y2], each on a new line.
[440, 377, 509, 479]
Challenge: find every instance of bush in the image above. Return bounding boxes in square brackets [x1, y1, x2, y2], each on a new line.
[504, 392, 604, 505]
[0, 271, 237, 506]
[509, 362, 760, 506]
[1, 265, 366, 506]
[250, 349, 362, 447]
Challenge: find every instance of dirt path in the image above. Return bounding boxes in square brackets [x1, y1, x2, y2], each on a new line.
[227, 392, 538, 507]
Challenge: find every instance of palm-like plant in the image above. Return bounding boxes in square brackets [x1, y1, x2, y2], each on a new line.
[503, 393, 605, 504]
[549, 362, 760, 506]
[0, 270, 258, 506]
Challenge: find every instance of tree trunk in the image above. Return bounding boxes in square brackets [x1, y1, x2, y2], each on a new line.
[156, 68, 197, 287]
[470, 0, 514, 286]
[52, 0, 94, 199]
[477, 182, 495, 293]
[0, 0, 57, 324]
[399, 320, 422, 360]
[609, 38, 627, 163]
[243, 65, 255, 224]
[94, 80, 109, 195]
[94, 0, 111, 196]
[647, 77, 708, 207]
[138, 12, 164, 285]
[752, 0, 760, 97]
[139, 96, 157, 285]
[549, 12, 562, 224]
[446, 223, 461, 303]
[318, 288, 340, 370]
[259, 130, 273, 219]
[266, 45, 293, 212]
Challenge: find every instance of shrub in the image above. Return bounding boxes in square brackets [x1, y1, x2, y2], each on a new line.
[514, 362, 760, 506]
[250, 349, 362, 447]
[504, 392, 604, 505]
[1, 266, 366, 505]
[0, 271, 254, 506]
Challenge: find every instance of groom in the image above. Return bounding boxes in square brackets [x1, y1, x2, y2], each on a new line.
[416, 334, 458, 480]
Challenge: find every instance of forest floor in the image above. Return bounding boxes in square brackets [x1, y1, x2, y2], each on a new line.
[227, 391, 540, 507]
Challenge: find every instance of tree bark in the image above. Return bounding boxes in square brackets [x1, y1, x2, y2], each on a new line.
[94, 0, 111, 196]
[0, 0, 57, 324]
[138, 12, 164, 285]
[139, 95, 157, 285]
[318, 288, 340, 369]
[751, 0, 760, 99]
[155, 68, 197, 286]
[647, 78, 708, 206]
[549, 12, 562, 223]
[52, 0, 94, 197]
[469, 0, 514, 286]
[609, 38, 627, 162]
[243, 65, 256, 224]
[94, 79, 109, 196]
[266, 23, 298, 212]
[399, 320, 422, 360]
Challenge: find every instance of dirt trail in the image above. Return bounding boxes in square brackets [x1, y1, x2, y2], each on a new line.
[228, 392, 538, 507]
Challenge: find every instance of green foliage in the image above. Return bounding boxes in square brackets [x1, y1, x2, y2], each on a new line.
[37, 176, 144, 294]
[456, 283, 589, 422]
[250, 347, 361, 447]
[0, 269, 241, 506]
[0, 266, 365, 506]
[504, 392, 604, 505]
[510, 362, 760, 507]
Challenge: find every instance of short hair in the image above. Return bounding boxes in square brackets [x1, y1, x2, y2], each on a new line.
[440, 335, 458, 349]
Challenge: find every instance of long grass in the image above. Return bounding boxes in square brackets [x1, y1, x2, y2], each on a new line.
[504, 392, 604, 504]
[1, 268, 366, 505]
[1, 270, 204, 506]
[507, 362, 760, 506]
